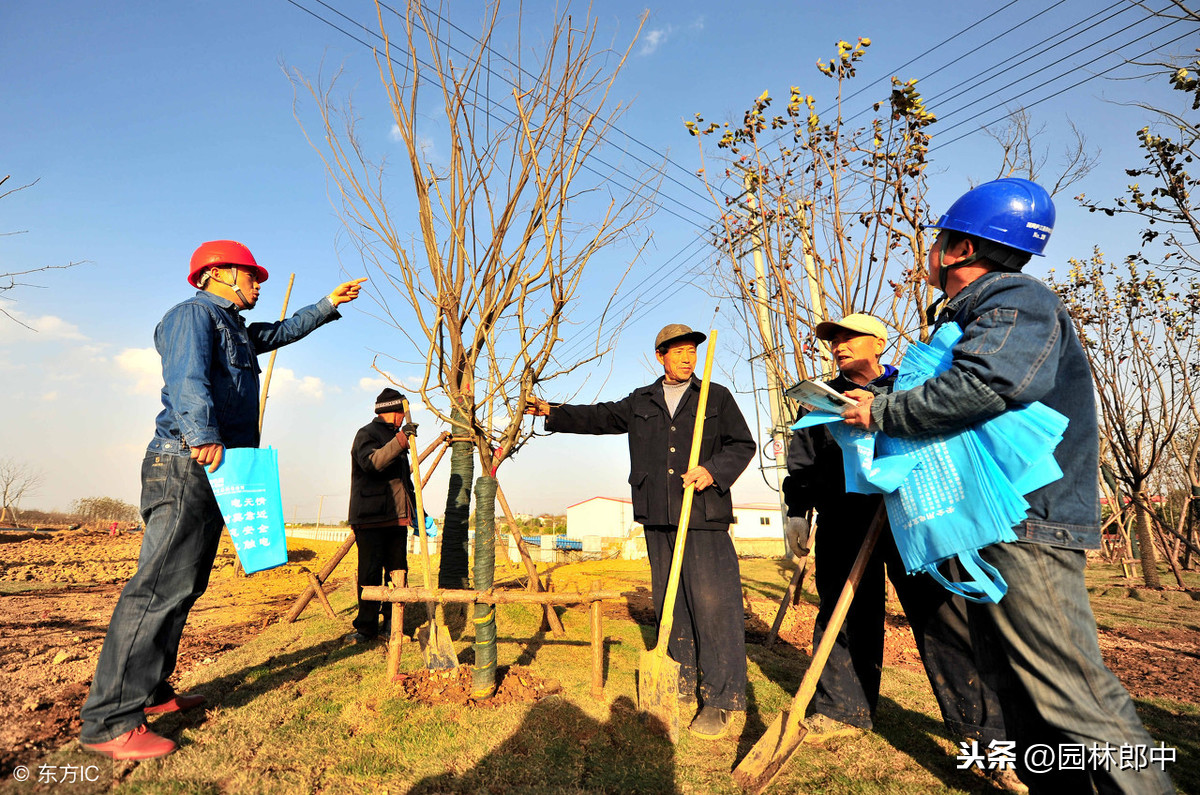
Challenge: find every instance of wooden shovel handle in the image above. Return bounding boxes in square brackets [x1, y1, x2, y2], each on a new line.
[653, 329, 718, 655]
[778, 504, 886, 746]
[402, 399, 434, 593]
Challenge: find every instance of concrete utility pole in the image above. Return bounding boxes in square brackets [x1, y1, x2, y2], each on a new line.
[742, 175, 790, 532]
[315, 495, 329, 532]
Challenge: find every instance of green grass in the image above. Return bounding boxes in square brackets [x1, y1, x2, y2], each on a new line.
[13, 557, 1197, 794]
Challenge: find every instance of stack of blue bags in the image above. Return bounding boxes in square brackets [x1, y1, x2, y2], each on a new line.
[791, 323, 1068, 603]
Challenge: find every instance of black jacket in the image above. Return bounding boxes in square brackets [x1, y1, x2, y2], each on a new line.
[783, 368, 896, 525]
[546, 376, 756, 530]
[348, 416, 416, 529]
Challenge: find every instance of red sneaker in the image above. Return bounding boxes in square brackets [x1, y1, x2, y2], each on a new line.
[145, 692, 206, 715]
[81, 725, 176, 760]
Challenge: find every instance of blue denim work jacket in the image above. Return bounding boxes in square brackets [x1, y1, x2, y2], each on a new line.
[870, 271, 1100, 549]
[148, 290, 340, 453]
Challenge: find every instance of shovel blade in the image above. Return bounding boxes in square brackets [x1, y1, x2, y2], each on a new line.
[731, 710, 807, 794]
[416, 620, 459, 671]
[637, 650, 681, 743]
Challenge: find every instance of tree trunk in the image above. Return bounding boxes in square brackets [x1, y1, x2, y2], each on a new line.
[471, 475, 498, 698]
[439, 407, 474, 590]
[1134, 489, 1162, 588]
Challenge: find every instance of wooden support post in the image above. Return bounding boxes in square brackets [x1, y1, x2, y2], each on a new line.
[387, 569, 407, 680]
[420, 435, 451, 489]
[285, 532, 356, 623]
[304, 567, 337, 619]
[496, 484, 565, 636]
[591, 579, 604, 699]
[359, 585, 621, 605]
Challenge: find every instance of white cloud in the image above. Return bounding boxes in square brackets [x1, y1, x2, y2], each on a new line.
[269, 367, 326, 401]
[690, 16, 705, 31]
[389, 123, 403, 143]
[0, 311, 87, 343]
[359, 376, 391, 392]
[640, 27, 672, 56]
[114, 347, 163, 395]
[42, 391, 58, 401]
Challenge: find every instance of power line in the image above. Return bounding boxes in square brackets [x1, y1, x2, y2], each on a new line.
[931, 9, 1181, 128]
[932, 24, 1199, 151]
[289, 0, 715, 231]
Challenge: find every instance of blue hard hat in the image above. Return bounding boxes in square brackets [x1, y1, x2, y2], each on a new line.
[930, 178, 1055, 256]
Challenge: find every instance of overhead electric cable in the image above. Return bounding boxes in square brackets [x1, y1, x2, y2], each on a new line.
[288, 0, 715, 230]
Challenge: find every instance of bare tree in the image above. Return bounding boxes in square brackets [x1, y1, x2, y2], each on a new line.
[1, 175, 84, 327]
[291, 1, 656, 696]
[0, 458, 43, 525]
[980, 107, 1099, 196]
[1078, 48, 1199, 276]
[1049, 251, 1198, 588]
[684, 39, 937, 497]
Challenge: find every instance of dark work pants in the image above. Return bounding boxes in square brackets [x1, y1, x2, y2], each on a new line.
[81, 452, 225, 743]
[644, 526, 747, 711]
[810, 503, 1005, 743]
[968, 542, 1173, 794]
[352, 526, 408, 636]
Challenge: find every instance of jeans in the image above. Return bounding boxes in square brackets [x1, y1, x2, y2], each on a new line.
[969, 542, 1174, 794]
[644, 526, 747, 711]
[80, 451, 225, 743]
[352, 526, 408, 636]
[810, 509, 1005, 743]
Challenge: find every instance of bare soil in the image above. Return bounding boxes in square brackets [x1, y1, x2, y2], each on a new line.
[2, 528, 1198, 782]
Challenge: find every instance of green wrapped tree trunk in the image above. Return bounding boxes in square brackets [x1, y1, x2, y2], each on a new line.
[472, 475, 498, 698]
[440, 407, 473, 590]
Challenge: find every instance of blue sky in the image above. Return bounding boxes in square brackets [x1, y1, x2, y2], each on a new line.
[2, 0, 1195, 520]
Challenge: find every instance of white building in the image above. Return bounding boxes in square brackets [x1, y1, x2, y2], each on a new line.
[564, 496, 786, 557]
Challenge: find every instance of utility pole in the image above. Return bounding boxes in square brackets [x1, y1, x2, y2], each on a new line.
[315, 495, 329, 532]
[743, 174, 790, 533]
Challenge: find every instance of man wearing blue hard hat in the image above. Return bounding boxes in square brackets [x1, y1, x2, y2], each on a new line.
[842, 178, 1173, 794]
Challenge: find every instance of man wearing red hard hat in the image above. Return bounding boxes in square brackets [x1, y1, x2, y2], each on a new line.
[79, 241, 366, 760]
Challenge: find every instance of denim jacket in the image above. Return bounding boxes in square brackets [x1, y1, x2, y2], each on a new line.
[870, 271, 1100, 549]
[149, 290, 340, 453]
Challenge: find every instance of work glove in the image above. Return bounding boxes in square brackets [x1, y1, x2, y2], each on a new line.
[785, 515, 811, 557]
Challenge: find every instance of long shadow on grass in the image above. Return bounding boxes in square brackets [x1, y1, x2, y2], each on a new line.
[871, 695, 996, 792]
[405, 695, 681, 795]
[152, 636, 378, 739]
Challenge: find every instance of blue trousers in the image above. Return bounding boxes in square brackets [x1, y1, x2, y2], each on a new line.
[811, 509, 1005, 743]
[969, 541, 1174, 794]
[80, 451, 225, 743]
[644, 526, 747, 711]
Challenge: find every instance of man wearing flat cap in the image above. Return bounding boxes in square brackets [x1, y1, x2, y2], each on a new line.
[783, 312, 1007, 761]
[346, 387, 417, 642]
[526, 324, 755, 739]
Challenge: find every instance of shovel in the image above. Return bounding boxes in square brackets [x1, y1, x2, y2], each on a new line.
[638, 328, 718, 743]
[732, 504, 886, 793]
[402, 399, 459, 672]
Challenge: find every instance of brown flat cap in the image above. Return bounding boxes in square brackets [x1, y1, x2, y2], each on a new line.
[655, 323, 707, 351]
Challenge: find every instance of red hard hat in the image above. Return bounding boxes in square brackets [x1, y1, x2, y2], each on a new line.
[188, 240, 269, 287]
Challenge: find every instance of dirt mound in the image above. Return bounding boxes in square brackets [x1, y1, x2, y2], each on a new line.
[392, 665, 563, 706]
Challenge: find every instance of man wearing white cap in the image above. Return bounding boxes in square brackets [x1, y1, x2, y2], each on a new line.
[785, 313, 1008, 772]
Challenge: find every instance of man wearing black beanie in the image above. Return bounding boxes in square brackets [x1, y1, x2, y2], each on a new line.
[346, 387, 416, 641]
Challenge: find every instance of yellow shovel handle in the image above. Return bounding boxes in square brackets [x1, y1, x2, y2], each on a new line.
[653, 329, 718, 655]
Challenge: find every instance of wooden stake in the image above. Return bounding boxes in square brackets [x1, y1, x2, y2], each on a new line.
[387, 569, 407, 679]
[496, 484, 565, 636]
[285, 532, 356, 623]
[303, 567, 337, 619]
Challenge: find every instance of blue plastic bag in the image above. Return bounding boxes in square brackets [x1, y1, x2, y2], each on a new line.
[206, 447, 288, 574]
[817, 323, 1068, 603]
